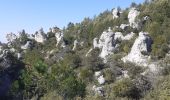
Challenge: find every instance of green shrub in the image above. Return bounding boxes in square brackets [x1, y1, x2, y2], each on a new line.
[112, 78, 140, 99]
[103, 68, 116, 83]
[79, 68, 93, 82]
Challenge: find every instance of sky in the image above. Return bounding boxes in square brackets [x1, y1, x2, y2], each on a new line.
[0, 0, 145, 43]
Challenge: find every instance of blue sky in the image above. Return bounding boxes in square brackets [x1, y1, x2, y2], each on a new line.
[0, 0, 145, 43]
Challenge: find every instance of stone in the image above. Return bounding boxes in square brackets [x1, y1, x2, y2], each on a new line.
[95, 71, 101, 77]
[85, 48, 93, 57]
[120, 24, 129, 30]
[55, 32, 64, 47]
[34, 28, 47, 43]
[98, 75, 105, 85]
[128, 8, 140, 28]
[112, 8, 120, 19]
[122, 32, 153, 67]
[72, 40, 79, 51]
[92, 85, 104, 96]
[92, 28, 135, 62]
[21, 41, 32, 50]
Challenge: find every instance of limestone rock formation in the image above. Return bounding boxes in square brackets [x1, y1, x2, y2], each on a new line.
[72, 40, 78, 51]
[95, 71, 105, 85]
[128, 8, 140, 28]
[34, 28, 47, 43]
[92, 85, 104, 96]
[55, 31, 64, 47]
[112, 8, 120, 19]
[120, 24, 129, 30]
[21, 41, 32, 50]
[122, 32, 153, 66]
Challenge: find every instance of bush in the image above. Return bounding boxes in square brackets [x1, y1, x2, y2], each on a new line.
[112, 78, 140, 99]
[144, 75, 170, 100]
[124, 62, 144, 79]
[58, 76, 86, 99]
[34, 60, 48, 74]
[64, 52, 82, 69]
[79, 68, 93, 82]
[85, 48, 105, 71]
[103, 68, 116, 83]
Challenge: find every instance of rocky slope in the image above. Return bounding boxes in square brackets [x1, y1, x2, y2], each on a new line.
[0, 0, 170, 99]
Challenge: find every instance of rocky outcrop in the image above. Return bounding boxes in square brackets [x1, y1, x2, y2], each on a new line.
[120, 24, 129, 30]
[92, 85, 104, 96]
[128, 8, 140, 28]
[95, 71, 105, 85]
[21, 41, 32, 50]
[72, 40, 78, 51]
[55, 31, 64, 47]
[112, 8, 120, 19]
[34, 28, 47, 43]
[6, 33, 17, 42]
[92, 28, 135, 62]
[122, 32, 153, 66]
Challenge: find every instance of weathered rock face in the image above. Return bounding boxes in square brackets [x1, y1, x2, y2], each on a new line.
[120, 24, 129, 30]
[72, 40, 78, 51]
[95, 71, 105, 85]
[92, 28, 135, 62]
[52, 27, 60, 33]
[55, 32, 64, 47]
[0, 43, 3, 53]
[112, 8, 120, 19]
[17, 53, 22, 60]
[122, 32, 153, 66]
[6, 33, 17, 42]
[21, 41, 32, 50]
[97, 29, 116, 61]
[128, 8, 140, 28]
[34, 28, 47, 43]
[92, 85, 104, 96]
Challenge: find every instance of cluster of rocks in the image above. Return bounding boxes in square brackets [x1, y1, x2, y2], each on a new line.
[92, 71, 105, 96]
[87, 27, 135, 62]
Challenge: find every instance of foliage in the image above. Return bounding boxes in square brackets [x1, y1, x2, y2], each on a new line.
[112, 78, 140, 99]
[85, 48, 105, 71]
[79, 67, 94, 82]
[144, 75, 170, 100]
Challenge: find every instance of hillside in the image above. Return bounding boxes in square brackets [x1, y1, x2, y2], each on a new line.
[0, 0, 170, 100]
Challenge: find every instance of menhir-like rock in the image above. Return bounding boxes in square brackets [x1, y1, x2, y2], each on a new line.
[6, 32, 17, 42]
[34, 28, 47, 43]
[72, 40, 79, 51]
[55, 31, 65, 47]
[128, 8, 140, 28]
[122, 32, 153, 66]
[112, 8, 121, 19]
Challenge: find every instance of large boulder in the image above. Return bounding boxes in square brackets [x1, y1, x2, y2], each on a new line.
[128, 8, 140, 28]
[34, 28, 47, 43]
[122, 32, 153, 66]
[112, 8, 121, 19]
[55, 31, 64, 47]
[72, 40, 79, 51]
